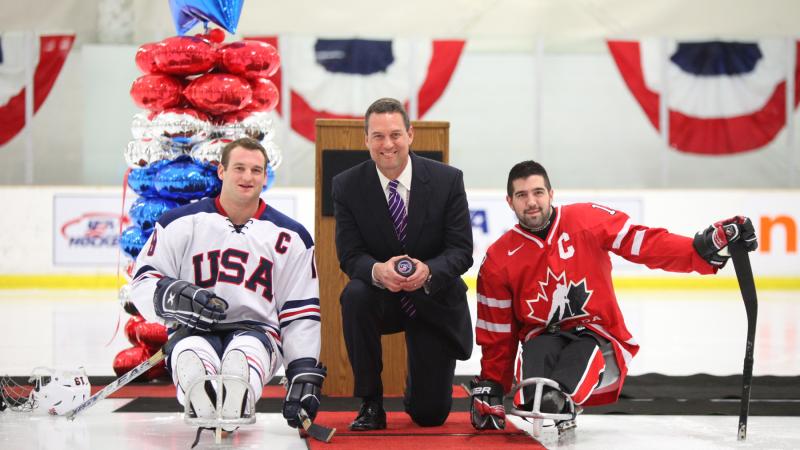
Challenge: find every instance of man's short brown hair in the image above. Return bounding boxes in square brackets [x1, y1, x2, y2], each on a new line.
[220, 137, 268, 169]
[364, 97, 410, 133]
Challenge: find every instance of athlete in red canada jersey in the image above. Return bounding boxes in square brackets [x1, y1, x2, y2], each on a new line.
[469, 160, 758, 431]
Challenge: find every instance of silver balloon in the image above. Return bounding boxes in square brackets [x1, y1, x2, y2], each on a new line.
[148, 140, 182, 163]
[190, 138, 229, 166]
[125, 139, 180, 168]
[124, 139, 150, 168]
[263, 139, 282, 170]
[130, 112, 153, 139]
[151, 109, 212, 147]
[241, 112, 274, 141]
[214, 111, 274, 141]
[118, 283, 131, 306]
[214, 119, 245, 140]
[118, 282, 140, 315]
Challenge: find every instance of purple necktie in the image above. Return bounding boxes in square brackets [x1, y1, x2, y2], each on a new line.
[388, 179, 407, 243]
[388, 179, 415, 317]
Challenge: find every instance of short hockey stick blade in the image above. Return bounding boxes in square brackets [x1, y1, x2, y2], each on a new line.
[729, 242, 758, 441]
[65, 327, 190, 421]
[299, 408, 336, 443]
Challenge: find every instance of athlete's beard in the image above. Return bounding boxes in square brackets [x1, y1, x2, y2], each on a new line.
[520, 205, 553, 232]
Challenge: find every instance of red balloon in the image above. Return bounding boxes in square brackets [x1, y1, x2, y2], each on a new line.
[130, 74, 183, 111]
[112, 346, 168, 380]
[220, 40, 281, 79]
[156, 106, 209, 121]
[184, 73, 253, 115]
[152, 36, 218, 76]
[248, 78, 280, 112]
[214, 109, 252, 124]
[207, 28, 226, 44]
[135, 43, 159, 74]
[124, 315, 146, 346]
[136, 321, 168, 349]
[214, 111, 240, 124]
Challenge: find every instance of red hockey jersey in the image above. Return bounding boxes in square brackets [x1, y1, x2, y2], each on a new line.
[476, 203, 716, 405]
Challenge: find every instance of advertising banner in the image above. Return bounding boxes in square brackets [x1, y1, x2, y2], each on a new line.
[53, 194, 133, 266]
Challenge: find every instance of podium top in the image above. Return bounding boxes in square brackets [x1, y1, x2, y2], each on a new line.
[315, 119, 449, 130]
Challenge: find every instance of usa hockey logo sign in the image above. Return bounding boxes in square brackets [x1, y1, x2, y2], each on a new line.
[608, 39, 800, 155]
[60, 212, 125, 248]
[53, 194, 132, 265]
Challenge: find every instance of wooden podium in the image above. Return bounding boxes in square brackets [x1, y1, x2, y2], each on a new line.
[314, 119, 450, 396]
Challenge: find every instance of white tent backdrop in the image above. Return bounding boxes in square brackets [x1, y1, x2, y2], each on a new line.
[4, 0, 799, 50]
[1, 0, 799, 188]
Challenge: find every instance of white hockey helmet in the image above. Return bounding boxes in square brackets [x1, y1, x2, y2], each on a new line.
[1, 367, 90, 415]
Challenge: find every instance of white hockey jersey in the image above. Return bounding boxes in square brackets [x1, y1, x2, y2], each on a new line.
[130, 197, 320, 366]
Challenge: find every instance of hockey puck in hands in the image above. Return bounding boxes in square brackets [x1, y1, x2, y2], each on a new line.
[394, 257, 416, 277]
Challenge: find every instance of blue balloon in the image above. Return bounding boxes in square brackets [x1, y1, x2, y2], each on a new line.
[155, 160, 221, 201]
[129, 197, 180, 232]
[127, 161, 169, 198]
[262, 164, 275, 192]
[202, 164, 222, 197]
[120, 225, 150, 260]
[169, 0, 244, 35]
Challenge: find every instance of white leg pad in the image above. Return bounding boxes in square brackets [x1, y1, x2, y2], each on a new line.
[223, 334, 277, 404]
[220, 349, 249, 420]
[172, 336, 221, 419]
[176, 350, 216, 418]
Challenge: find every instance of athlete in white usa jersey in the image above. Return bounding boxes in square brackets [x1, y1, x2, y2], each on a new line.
[130, 138, 326, 434]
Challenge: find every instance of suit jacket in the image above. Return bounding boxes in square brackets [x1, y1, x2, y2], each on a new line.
[332, 152, 474, 360]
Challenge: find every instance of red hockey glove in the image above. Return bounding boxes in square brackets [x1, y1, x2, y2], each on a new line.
[470, 377, 506, 430]
[694, 216, 758, 267]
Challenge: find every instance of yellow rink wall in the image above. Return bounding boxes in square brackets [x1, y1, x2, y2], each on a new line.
[1, 274, 799, 292]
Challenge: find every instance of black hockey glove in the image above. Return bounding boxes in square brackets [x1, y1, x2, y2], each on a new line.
[694, 216, 758, 267]
[283, 358, 326, 428]
[470, 377, 506, 430]
[153, 277, 228, 332]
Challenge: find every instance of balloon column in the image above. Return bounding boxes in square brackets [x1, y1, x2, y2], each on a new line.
[115, 24, 283, 380]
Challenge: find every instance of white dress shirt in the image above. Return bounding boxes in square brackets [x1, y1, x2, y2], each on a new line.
[376, 160, 412, 207]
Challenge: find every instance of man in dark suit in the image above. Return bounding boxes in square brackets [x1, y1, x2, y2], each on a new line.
[332, 97, 474, 430]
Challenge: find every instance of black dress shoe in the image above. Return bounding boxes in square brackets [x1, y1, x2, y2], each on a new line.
[349, 401, 387, 431]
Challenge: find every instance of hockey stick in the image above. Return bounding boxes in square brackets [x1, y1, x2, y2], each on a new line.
[65, 327, 190, 420]
[729, 242, 758, 441]
[298, 408, 336, 442]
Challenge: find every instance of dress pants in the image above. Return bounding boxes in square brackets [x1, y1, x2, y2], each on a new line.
[341, 278, 456, 426]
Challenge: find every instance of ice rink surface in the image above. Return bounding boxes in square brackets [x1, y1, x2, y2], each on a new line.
[1, 288, 798, 449]
[2, 402, 799, 450]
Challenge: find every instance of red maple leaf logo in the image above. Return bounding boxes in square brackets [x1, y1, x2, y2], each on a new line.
[526, 268, 592, 325]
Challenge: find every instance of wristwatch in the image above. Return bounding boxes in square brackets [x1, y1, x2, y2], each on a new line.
[423, 273, 433, 294]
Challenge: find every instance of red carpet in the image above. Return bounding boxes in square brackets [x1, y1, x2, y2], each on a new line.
[307, 412, 544, 449]
[89, 384, 468, 399]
